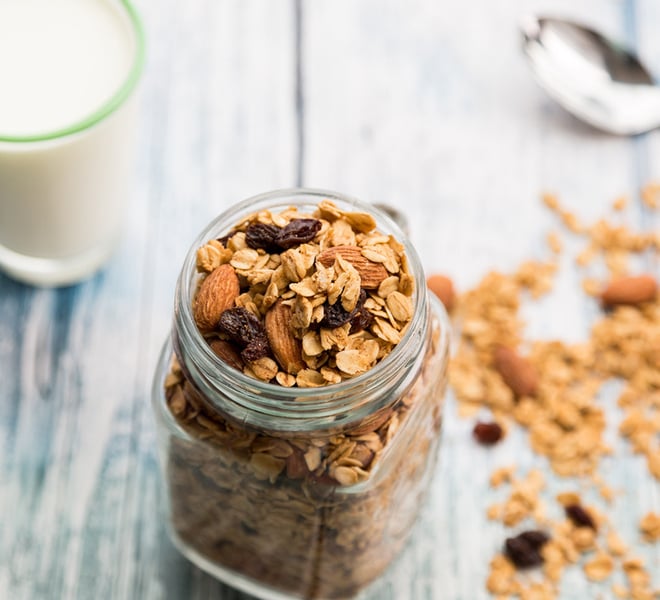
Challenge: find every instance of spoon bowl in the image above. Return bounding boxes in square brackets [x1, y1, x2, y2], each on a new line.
[521, 15, 660, 135]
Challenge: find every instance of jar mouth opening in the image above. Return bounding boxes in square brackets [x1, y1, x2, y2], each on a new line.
[175, 188, 444, 412]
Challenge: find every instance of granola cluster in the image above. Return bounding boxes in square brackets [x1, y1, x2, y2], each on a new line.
[161, 200, 448, 599]
[445, 185, 659, 600]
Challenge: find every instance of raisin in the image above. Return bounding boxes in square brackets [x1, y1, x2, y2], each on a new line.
[322, 301, 354, 328]
[245, 223, 282, 252]
[323, 289, 371, 330]
[518, 530, 550, 550]
[565, 504, 597, 530]
[350, 308, 374, 333]
[275, 218, 321, 249]
[217, 308, 270, 363]
[218, 307, 266, 346]
[349, 289, 373, 333]
[357, 288, 368, 307]
[504, 530, 549, 569]
[473, 421, 503, 445]
[241, 338, 270, 363]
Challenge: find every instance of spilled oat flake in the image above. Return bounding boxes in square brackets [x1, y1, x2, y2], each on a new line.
[446, 184, 660, 600]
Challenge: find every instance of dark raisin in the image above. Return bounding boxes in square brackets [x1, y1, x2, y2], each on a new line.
[241, 338, 270, 363]
[518, 530, 550, 549]
[321, 301, 354, 328]
[218, 307, 266, 346]
[565, 504, 597, 530]
[504, 530, 549, 569]
[349, 289, 373, 332]
[323, 289, 370, 329]
[350, 308, 374, 333]
[473, 421, 504, 445]
[275, 218, 322, 249]
[245, 223, 282, 252]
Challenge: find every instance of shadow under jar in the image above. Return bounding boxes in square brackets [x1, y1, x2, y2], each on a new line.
[152, 189, 450, 600]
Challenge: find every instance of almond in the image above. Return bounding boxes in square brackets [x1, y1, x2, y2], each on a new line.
[600, 274, 657, 307]
[347, 407, 393, 436]
[285, 449, 308, 479]
[193, 264, 240, 331]
[426, 274, 456, 311]
[317, 245, 388, 289]
[493, 346, 538, 397]
[265, 299, 305, 374]
[208, 339, 244, 371]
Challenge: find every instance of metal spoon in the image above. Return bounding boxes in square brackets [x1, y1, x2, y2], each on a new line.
[521, 15, 660, 135]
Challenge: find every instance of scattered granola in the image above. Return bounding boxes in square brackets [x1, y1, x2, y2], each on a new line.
[607, 530, 628, 557]
[641, 182, 660, 209]
[639, 512, 660, 543]
[613, 196, 628, 211]
[450, 188, 660, 599]
[487, 469, 546, 527]
[485, 483, 657, 598]
[490, 466, 515, 488]
[583, 551, 615, 582]
[622, 557, 655, 600]
[547, 231, 563, 254]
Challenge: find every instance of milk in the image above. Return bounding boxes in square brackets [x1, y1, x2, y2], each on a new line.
[0, 0, 143, 286]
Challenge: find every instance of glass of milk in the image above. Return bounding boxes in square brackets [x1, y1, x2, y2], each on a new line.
[0, 0, 145, 286]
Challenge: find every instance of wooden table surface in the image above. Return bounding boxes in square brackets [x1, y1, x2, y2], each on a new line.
[1, 1, 658, 599]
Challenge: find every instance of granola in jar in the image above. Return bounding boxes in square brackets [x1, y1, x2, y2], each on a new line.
[152, 189, 449, 600]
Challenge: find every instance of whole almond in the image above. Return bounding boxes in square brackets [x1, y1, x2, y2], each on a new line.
[600, 274, 657, 307]
[494, 346, 538, 398]
[265, 300, 305, 374]
[285, 449, 308, 479]
[209, 339, 244, 371]
[347, 407, 393, 436]
[193, 264, 240, 331]
[317, 245, 388, 288]
[427, 274, 456, 312]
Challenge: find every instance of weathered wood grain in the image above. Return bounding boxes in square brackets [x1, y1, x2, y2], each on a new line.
[302, 1, 659, 599]
[0, 0, 657, 599]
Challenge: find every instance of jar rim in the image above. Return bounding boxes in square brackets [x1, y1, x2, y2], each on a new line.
[174, 188, 448, 424]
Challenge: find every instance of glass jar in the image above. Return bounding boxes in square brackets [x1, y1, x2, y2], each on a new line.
[152, 189, 450, 600]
